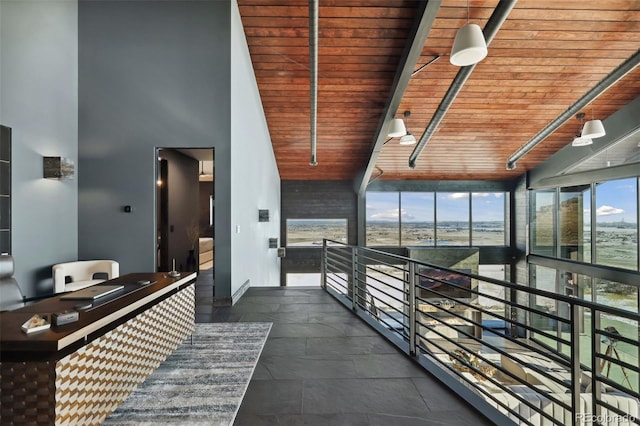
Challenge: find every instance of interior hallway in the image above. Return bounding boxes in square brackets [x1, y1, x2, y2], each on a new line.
[196, 283, 494, 425]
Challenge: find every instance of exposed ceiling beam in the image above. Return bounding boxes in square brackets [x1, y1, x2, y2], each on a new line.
[354, 0, 441, 196]
[408, 0, 517, 170]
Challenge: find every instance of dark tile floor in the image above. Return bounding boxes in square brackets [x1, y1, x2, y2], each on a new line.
[196, 283, 494, 426]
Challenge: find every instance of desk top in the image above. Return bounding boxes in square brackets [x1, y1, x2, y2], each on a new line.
[0, 272, 196, 356]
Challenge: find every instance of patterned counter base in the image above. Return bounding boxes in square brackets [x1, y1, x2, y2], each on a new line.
[0, 284, 195, 425]
[103, 322, 272, 425]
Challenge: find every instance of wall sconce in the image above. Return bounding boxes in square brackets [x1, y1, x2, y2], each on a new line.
[43, 156, 74, 179]
[259, 209, 270, 222]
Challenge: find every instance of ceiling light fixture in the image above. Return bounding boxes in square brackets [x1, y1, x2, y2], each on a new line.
[581, 107, 606, 139]
[388, 118, 407, 138]
[395, 111, 416, 145]
[450, 0, 487, 67]
[399, 132, 417, 145]
[571, 112, 593, 147]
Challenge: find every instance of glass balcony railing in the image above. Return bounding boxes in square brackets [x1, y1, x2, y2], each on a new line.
[321, 240, 640, 426]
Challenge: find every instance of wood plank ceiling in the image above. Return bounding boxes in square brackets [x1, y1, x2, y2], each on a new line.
[238, 0, 640, 182]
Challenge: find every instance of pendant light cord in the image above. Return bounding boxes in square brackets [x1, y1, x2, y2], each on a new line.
[466, 0, 470, 23]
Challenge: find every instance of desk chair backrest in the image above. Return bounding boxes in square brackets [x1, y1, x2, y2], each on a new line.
[53, 260, 120, 293]
[0, 254, 25, 311]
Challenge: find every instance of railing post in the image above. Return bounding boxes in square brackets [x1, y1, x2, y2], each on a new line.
[321, 239, 327, 291]
[408, 261, 416, 357]
[591, 310, 603, 420]
[570, 302, 581, 423]
[351, 246, 358, 312]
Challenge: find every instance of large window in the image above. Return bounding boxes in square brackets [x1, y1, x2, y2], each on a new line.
[559, 185, 590, 262]
[478, 264, 509, 320]
[595, 178, 638, 270]
[531, 190, 556, 256]
[436, 193, 470, 246]
[366, 192, 400, 246]
[529, 262, 639, 389]
[366, 190, 508, 247]
[472, 192, 506, 246]
[286, 219, 347, 247]
[400, 192, 434, 246]
[530, 177, 639, 272]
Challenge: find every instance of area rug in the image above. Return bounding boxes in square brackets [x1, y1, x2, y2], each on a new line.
[103, 322, 272, 425]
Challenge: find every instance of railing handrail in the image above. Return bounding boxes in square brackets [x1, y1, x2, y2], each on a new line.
[323, 239, 640, 322]
[321, 238, 640, 425]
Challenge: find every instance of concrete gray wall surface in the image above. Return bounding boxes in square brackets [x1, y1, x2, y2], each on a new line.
[0, 0, 281, 300]
[0, 0, 78, 296]
[78, 0, 231, 282]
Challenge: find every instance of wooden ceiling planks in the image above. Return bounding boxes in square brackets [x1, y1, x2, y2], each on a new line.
[381, 0, 640, 181]
[238, 0, 640, 182]
[239, 0, 419, 180]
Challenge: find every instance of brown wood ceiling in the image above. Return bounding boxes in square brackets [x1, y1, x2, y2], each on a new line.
[238, 0, 640, 182]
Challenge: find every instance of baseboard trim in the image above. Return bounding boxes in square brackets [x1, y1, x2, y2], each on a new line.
[232, 279, 250, 305]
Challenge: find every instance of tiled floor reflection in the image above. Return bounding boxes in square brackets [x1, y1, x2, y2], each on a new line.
[197, 284, 493, 425]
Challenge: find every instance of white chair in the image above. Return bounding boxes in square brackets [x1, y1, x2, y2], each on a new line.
[53, 260, 119, 293]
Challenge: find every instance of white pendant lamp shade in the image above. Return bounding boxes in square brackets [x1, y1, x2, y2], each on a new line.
[399, 132, 416, 145]
[571, 136, 593, 147]
[450, 23, 487, 67]
[388, 118, 407, 138]
[581, 119, 606, 139]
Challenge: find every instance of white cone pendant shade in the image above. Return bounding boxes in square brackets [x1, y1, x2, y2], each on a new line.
[388, 118, 407, 137]
[581, 119, 606, 139]
[399, 132, 416, 145]
[450, 23, 488, 67]
[571, 136, 593, 147]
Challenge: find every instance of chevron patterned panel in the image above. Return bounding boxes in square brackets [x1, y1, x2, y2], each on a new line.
[54, 285, 195, 425]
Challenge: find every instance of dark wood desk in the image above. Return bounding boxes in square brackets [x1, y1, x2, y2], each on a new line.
[0, 272, 196, 425]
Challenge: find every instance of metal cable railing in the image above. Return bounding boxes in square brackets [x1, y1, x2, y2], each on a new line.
[321, 240, 640, 426]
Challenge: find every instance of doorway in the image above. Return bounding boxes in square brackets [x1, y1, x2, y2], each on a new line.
[156, 148, 214, 289]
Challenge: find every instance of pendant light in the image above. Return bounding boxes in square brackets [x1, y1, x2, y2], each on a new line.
[450, 0, 488, 67]
[571, 112, 593, 147]
[399, 132, 417, 145]
[394, 111, 416, 145]
[581, 107, 606, 139]
[388, 118, 407, 138]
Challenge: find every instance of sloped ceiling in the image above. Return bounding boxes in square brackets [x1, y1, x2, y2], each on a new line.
[238, 0, 640, 182]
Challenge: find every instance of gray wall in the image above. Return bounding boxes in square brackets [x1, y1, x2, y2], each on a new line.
[79, 0, 280, 300]
[0, 0, 78, 296]
[0, 0, 281, 300]
[78, 1, 231, 283]
[229, 2, 281, 299]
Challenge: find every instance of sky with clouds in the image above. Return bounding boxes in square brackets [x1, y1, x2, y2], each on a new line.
[366, 192, 506, 223]
[594, 179, 637, 222]
[368, 179, 638, 225]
